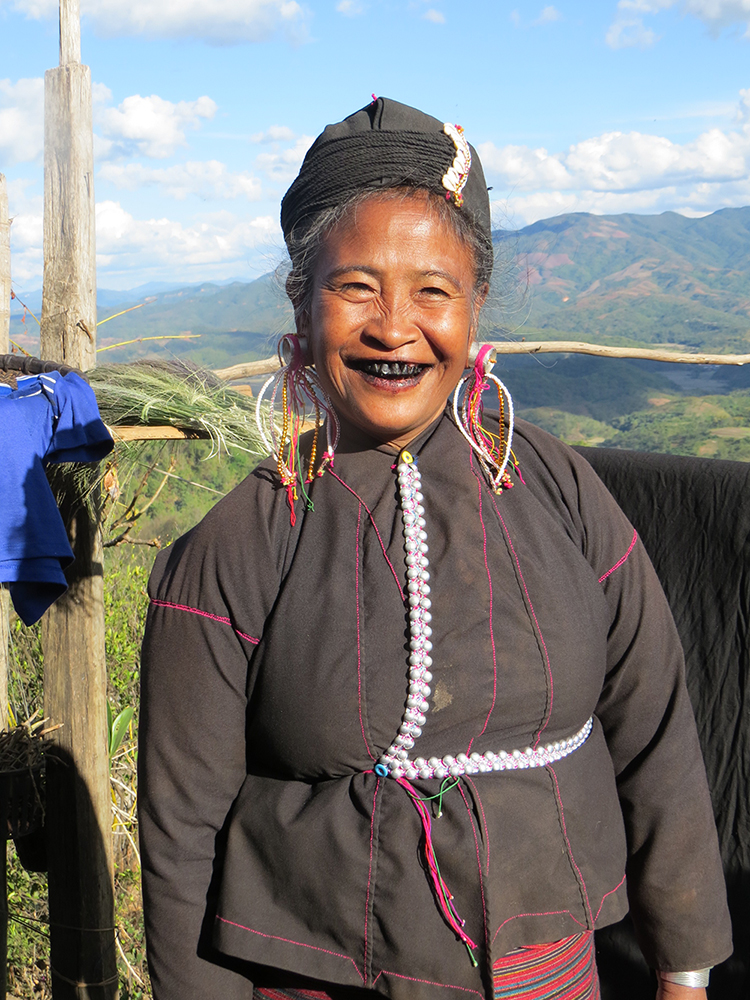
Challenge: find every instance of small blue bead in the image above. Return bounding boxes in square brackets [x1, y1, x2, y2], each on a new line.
[374, 764, 389, 777]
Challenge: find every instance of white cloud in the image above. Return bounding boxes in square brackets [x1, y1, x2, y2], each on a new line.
[479, 124, 750, 194]
[676, 0, 750, 26]
[8, 0, 307, 46]
[98, 160, 263, 200]
[534, 5, 562, 24]
[251, 125, 296, 143]
[95, 94, 217, 159]
[495, 178, 750, 228]
[480, 87, 750, 226]
[510, 5, 562, 29]
[8, 189, 281, 284]
[4, 179, 43, 285]
[0, 77, 44, 165]
[606, 16, 657, 47]
[255, 134, 314, 182]
[737, 87, 750, 121]
[336, 0, 365, 15]
[608, 0, 750, 47]
[95, 200, 279, 281]
[423, 9, 446, 24]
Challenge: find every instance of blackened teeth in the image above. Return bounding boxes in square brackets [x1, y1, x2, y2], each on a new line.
[353, 361, 428, 379]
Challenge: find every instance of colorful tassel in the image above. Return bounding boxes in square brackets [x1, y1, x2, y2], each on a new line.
[255, 334, 340, 524]
[396, 776, 478, 965]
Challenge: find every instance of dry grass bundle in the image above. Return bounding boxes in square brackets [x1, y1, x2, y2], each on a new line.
[46, 360, 271, 527]
[0, 715, 58, 773]
[89, 360, 267, 457]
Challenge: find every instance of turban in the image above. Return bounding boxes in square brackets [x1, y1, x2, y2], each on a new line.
[280, 97, 491, 243]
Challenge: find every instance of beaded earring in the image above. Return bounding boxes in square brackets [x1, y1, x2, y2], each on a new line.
[255, 333, 340, 525]
[452, 343, 520, 492]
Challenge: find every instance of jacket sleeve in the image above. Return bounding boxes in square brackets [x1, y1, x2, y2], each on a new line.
[138, 471, 286, 999]
[139, 579, 253, 997]
[571, 449, 732, 973]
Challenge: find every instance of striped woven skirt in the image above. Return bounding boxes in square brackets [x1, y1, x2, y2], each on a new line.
[254, 930, 599, 999]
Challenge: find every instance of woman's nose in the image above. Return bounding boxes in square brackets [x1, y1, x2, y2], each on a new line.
[362, 297, 418, 348]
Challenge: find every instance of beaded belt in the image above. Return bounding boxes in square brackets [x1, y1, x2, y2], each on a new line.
[373, 451, 593, 782]
[374, 716, 594, 780]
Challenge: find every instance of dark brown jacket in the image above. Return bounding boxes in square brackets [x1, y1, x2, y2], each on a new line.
[139, 413, 731, 999]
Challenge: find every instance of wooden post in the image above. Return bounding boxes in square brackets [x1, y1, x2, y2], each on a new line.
[0, 172, 11, 1000]
[59, 0, 81, 66]
[0, 173, 11, 731]
[40, 3, 117, 997]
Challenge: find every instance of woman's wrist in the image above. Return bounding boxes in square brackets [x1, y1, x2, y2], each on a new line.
[657, 968, 711, 988]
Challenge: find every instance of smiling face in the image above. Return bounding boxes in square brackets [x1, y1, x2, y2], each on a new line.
[299, 192, 487, 450]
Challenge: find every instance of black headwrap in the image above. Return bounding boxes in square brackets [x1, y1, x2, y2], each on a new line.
[280, 97, 491, 243]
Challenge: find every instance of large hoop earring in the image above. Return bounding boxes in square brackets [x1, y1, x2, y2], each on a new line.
[255, 333, 340, 525]
[452, 344, 520, 492]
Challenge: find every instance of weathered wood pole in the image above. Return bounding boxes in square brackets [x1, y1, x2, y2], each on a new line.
[40, 2, 117, 996]
[0, 172, 11, 1000]
[0, 173, 11, 730]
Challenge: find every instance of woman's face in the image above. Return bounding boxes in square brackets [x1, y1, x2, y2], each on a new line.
[301, 192, 486, 450]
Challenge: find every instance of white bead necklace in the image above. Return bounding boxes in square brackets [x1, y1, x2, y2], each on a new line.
[374, 450, 593, 782]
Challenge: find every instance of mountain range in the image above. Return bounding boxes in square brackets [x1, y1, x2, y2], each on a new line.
[8, 205, 750, 458]
[10, 205, 750, 365]
[501, 206, 750, 353]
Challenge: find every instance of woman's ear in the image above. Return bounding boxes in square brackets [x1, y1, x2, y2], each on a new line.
[286, 272, 312, 354]
[466, 282, 490, 367]
[293, 313, 312, 363]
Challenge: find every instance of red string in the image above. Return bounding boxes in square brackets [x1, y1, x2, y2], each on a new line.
[396, 777, 477, 956]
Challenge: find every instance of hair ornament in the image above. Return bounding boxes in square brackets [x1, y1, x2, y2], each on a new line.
[442, 123, 471, 208]
[453, 344, 519, 492]
[255, 333, 340, 525]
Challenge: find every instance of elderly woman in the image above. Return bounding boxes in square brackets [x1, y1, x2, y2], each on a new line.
[138, 98, 731, 1000]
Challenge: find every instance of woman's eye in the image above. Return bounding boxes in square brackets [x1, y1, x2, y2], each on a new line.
[420, 285, 450, 298]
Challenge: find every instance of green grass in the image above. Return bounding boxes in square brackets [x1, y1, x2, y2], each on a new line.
[5, 546, 151, 997]
[4, 438, 264, 998]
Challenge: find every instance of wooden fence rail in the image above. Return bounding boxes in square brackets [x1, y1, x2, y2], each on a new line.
[212, 342, 750, 384]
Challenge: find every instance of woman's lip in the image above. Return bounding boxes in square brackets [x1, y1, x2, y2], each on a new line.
[353, 368, 428, 392]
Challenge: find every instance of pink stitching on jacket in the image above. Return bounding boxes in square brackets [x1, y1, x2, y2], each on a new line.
[149, 599, 259, 644]
[465, 776, 490, 873]
[458, 783, 489, 955]
[372, 970, 483, 997]
[329, 470, 405, 602]
[593, 873, 626, 921]
[355, 504, 376, 762]
[466, 456, 498, 753]
[490, 499, 554, 747]
[547, 766, 593, 925]
[492, 908, 587, 942]
[490, 871, 627, 943]
[598, 529, 638, 584]
[363, 779, 380, 981]
[215, 917, 365, 981]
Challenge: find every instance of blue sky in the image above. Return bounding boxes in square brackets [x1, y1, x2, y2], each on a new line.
[2, 0, 750, 290]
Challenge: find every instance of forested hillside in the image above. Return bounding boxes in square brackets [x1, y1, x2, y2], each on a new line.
[9, 205, 750, 463]
[503, 207, 750, 351]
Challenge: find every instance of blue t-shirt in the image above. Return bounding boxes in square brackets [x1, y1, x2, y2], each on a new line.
[0, 371, 113, 625]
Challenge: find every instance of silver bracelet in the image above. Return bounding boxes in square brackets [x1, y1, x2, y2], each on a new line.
[659, 968, 711, 988]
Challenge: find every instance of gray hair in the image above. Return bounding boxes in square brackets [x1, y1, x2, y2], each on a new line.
[282, 186, 494, 323]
